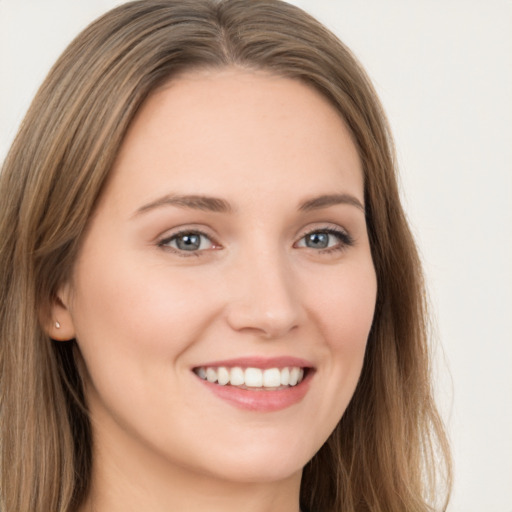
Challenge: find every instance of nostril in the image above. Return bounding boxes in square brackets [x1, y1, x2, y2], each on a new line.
[225, 302, 301, 339]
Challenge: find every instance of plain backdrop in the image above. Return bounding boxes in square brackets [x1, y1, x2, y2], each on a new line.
[1, 1, 511, 511]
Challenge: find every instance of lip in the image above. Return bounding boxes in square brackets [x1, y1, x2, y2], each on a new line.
[192, 356, 315, 412]
[193, 356, 314, 370]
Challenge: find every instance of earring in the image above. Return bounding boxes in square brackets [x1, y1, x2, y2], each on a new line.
[55, 321, 61, 329]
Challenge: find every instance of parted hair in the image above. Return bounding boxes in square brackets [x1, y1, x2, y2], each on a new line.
[0, 1, 451, 511]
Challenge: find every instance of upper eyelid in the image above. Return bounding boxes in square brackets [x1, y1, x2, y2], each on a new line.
[155, 222, 353, 247]
[157, 225, 218, 243]
[294, 225, 355, 249]
[296, 223, 351, 239]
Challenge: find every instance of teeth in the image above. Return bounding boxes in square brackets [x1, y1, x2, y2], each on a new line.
[194, 366, 306, 388]
[263, 368, 281, 387]
[289, 367, 300, 386]
[217, 366, 230, 386]
[230, 367, 244, 386]
[244, 368, 263, 387]
[206, 367, 217, 383]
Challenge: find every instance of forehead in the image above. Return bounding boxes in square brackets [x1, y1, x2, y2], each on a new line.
[104, 68, 363, 211]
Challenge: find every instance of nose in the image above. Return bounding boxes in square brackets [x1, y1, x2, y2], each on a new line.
[225, 249, 303, 340]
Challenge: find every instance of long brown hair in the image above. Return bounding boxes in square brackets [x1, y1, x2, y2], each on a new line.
[0, 1, 451, 510]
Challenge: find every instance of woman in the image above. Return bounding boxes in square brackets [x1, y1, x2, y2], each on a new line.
[0, 1, 452, 511]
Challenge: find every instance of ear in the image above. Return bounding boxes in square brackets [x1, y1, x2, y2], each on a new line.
[45, 284, 76, 341]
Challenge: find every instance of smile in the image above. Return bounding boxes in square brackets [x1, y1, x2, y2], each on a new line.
[192, 357, 314, 412]
[193, 366, 305, 389]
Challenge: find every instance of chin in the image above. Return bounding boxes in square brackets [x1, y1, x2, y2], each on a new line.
[185, 430, 318, 484]
[200, 456, 305, 485]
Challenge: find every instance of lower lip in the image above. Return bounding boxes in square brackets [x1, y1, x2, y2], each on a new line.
[196, 371, 313, 412]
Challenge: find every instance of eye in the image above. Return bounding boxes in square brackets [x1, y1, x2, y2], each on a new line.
[295, 228, 353, 252]
[158, 230, 218, 254]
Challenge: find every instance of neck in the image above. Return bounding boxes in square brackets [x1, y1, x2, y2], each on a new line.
[81, 464, 302, 512]
[79, 416, 302, 512]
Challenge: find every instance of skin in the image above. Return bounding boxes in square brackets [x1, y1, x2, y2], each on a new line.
[50, 69, 377, 512]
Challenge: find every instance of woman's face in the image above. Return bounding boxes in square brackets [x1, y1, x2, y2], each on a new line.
[57, 69, 377, 485]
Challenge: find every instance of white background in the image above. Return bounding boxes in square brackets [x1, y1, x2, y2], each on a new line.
[1, 1, 511, 510]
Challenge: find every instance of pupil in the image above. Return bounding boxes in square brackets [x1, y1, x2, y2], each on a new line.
[177, 234, 200, 251]
[307, 232, 328, 248]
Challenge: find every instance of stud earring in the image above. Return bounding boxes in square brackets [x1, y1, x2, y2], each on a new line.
[55, 321, 61, 329]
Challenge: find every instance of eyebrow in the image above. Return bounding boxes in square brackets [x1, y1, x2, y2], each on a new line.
[134, 194, 233, 216]
[133, 192, 365, 217]
[298, 193, 365, 213]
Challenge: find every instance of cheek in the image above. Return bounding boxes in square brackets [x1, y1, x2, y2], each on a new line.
[291, 260, 376, 452]
[308, 258, 376, 411]
[69, 250, 225, 375]
[68, 256, 218, 429]
[310, 259, 377, 352]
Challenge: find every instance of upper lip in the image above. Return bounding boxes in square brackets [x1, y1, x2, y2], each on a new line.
[192, 356, 314, 370]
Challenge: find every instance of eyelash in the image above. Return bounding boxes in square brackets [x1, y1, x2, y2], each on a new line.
[157, 226, 354, 257]
[296, 227, 354, 254]
[158, 229, 218, 257]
